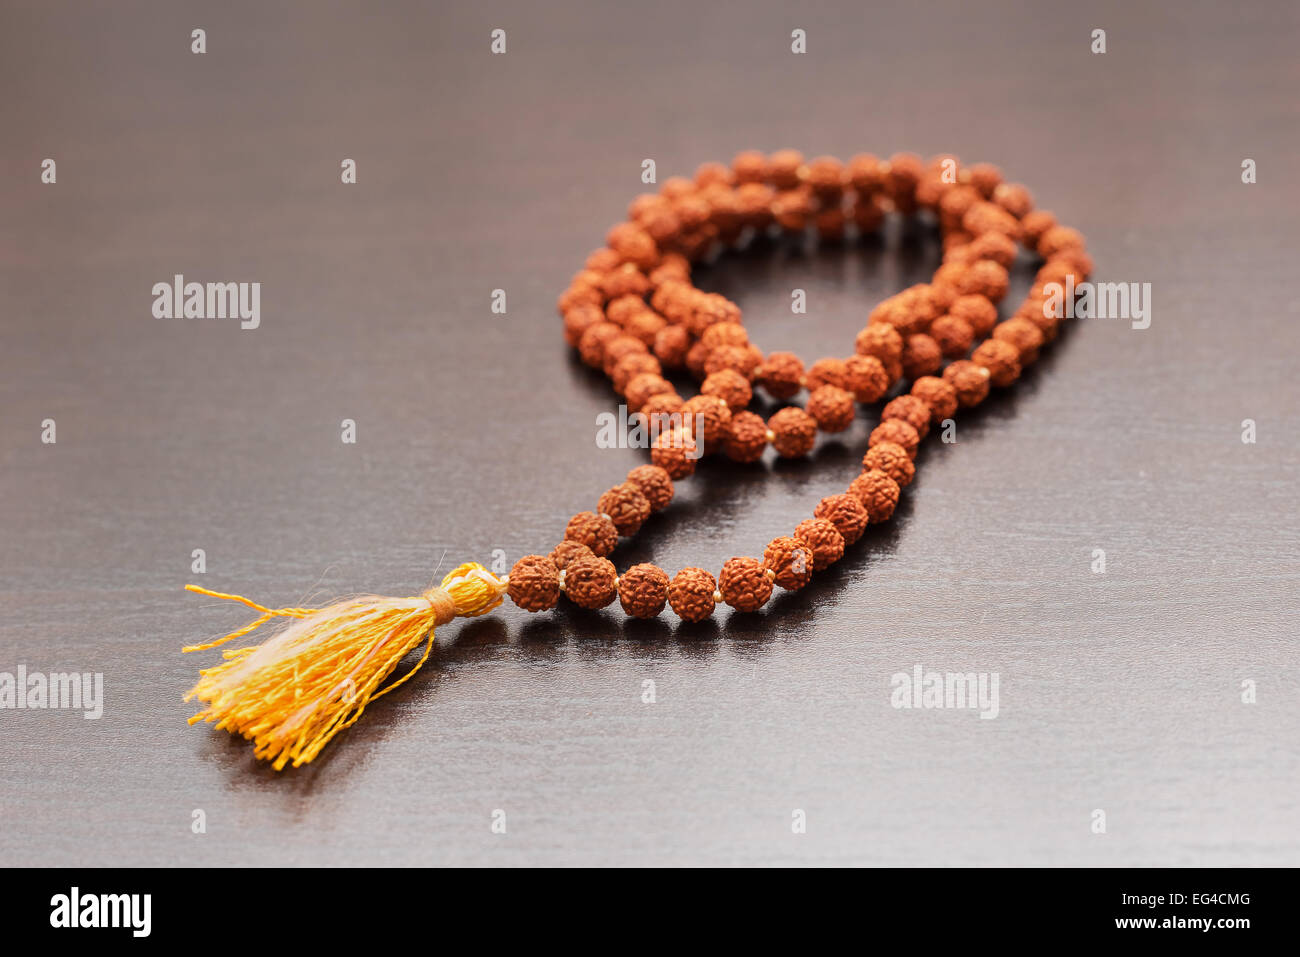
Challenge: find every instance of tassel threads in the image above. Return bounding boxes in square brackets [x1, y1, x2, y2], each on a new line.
[183, 562, 506, 770]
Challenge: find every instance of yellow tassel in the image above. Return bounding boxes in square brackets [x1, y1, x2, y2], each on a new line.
[182, 562, 506, 770]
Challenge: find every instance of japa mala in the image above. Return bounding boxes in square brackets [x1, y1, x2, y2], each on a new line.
[183, 150, 1091, 770]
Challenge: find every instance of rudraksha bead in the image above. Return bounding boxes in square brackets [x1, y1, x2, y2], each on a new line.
[793, 518, 845, 570]
[724, 411, 770, 463]
[902, 334, 943, 380]
[563, 303, 604, 347]
[701, 368, 753, 410]
[806, 357, 849, 391]
[844, 354, 891, 403]
[814, 493, 869, 545]
[680, 394, 732, 451]
[806, 385, 856, 433]
[992, 317, 1045, 364]
[882, 395, 932, 438]
[578, 321, 622, 368]
[910, 376, 959, 422]
[755, 352, 806, 400]
[971, 339, 1022, 387]
[597, 483, 652, 536]
[507, 555, 561, 612]
[849, 469, 901, 523]
[565, 510, 619, 556]
[869, 419, 920, 459]
[618, 563, 669, 618]
[942, 360, 991, 407]
[650, 427, 699, 479]
[611, 352, 662, 394]
[564, 555, 619, 610]
[699, 321, 749, 352]
[668, 567, 718, 622]
[652, 324, 690, 368]
[863, 441, 916, 487]
[719, 557, 773, 612]
[549, 540, 595, 572]
[767, 406, 817, 458]
[624, 372, 674, 413]
[928, 314, 975, 358]
[763, 536, 814, 590]
[949, 294, 999, 337]
[854, 322, 904, 366]
[626, 464, 674, 512]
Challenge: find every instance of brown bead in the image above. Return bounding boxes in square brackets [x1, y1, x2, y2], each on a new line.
[565, 510, 619, 556]
[668, 567, 718, 622]
[763, 536, 814, 590]
[843, 354, 891, 403]
[601, 263, 651, 300]
[794, 518, 845, 570]
[506, 555, 561, 612]
[719, 557, 774, 612]
[626, 464, 674, 512]
[938, 184, 981, 231]
[1037, 225, 1086, 260]
[624, 372, 674, 412]
[968, 162, 1002, 198]
[885, 152, 924, 212]
[869, 297, 927, 338]
[650, 427, 699, 479]
[993, 182, 1033, 218]
[869, 419, 920, 459]
[652, 324, 690, 368]
[950, 294, 998, 337]
[578, 321, 621, 368]
[967, 231, 1018, 269]
[585, 247, 623, 273]
[863, 441, 916, 487]
[635, 392, 684, 433]
[849, 469, 901, 522]
[687, 292, 742, 337]
[617, 563, 669, 618]
[882, 394, 932, 438]
[847, 153, 886, 193]
[971, 339, 1021, 387]
[768, 149, 805, 189]
[902, 334, 943, 380]
[695, 161, 733, 188]
[928, 314, 975, 358]
[814, 493, 869, 545]
[685, 341, 711, 380]
[806, 357, 849, 391]
[852, 192, 887, 233]
[755, 351, 805, 400]
[563, 303, 604, 347]
[806, 155, 845, 197]
[772, 187, 814, 232]
[768, 406, 817, 458]
[703, 344, 758, 379]
[606, 223, 659, 270]
[911, 376, 959, 422]
[597, 483, 652, 536]
[611, 352, 662, 394]
[962, 201, 1021, 242]
[960, 260, 1011, 302]
[943, 359, 991, 407]
[550, 540, 595, 572]
[601, 335, 649, 377]
[699, 321, 748, 351]
[624, 309, 667, 347]
[564, 555, 619, 610]
[1021, 209, 1057, 246]
[680, 394, 732, 451]
[605, 294, 645, 325]
[807, 385, 855, 433]
[724, 410, 769, 463]
[701, 368, 753, 410]
[993, 316, 1045, 364]
[855, 322, 904, 365]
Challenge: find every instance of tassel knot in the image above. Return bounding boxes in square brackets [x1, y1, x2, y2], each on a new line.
[183, 562, 506, 769]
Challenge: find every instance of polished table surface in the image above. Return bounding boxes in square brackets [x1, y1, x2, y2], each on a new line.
[2, 0, 1297, 866]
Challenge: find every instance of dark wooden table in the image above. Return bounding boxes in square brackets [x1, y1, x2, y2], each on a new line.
[3, 0, 1297, 866]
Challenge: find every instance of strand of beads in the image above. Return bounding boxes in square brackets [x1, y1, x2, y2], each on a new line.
[508, 151, 1091, 622]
